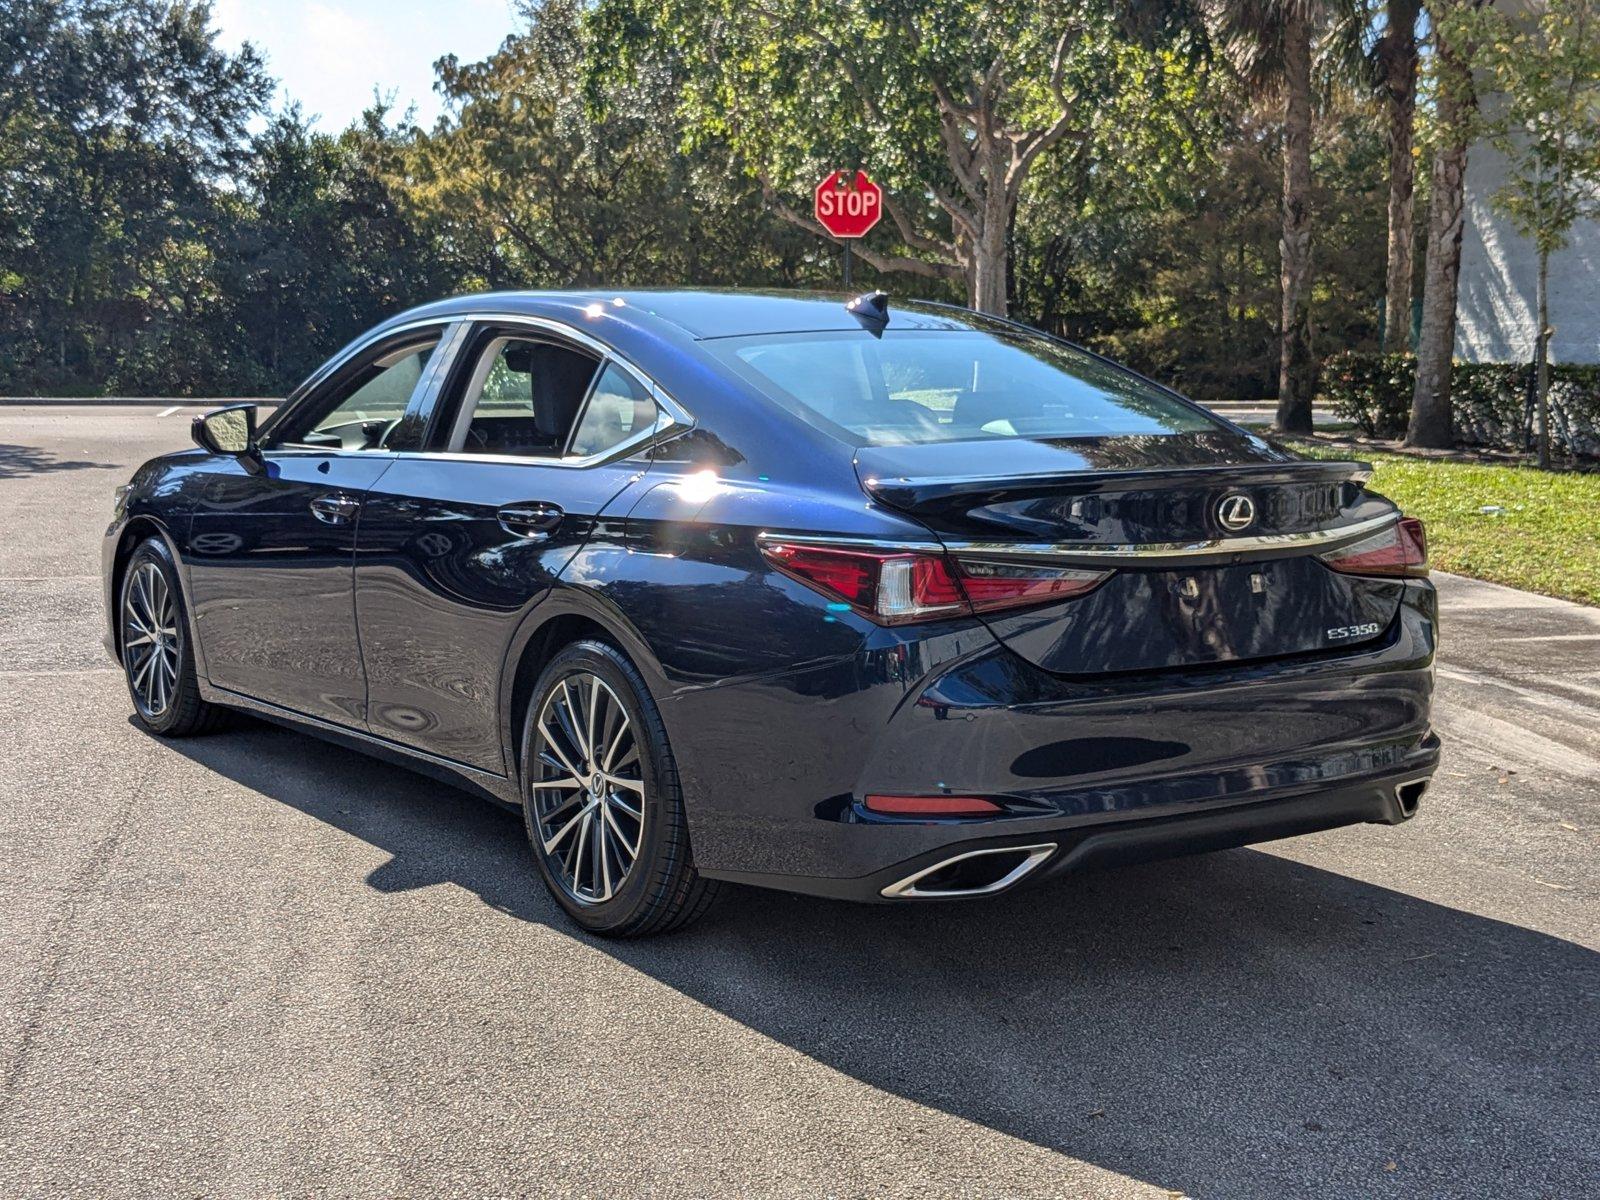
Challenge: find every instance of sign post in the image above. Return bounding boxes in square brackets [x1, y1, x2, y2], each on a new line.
[814, 169, 883, 288]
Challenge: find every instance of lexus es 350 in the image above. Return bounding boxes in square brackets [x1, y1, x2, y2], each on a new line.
[104, 290, 1438, 936]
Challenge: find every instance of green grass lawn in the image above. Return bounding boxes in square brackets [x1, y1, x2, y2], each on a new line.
[1292, 444, 1600, 606]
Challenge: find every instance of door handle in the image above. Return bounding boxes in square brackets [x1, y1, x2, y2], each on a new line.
[497, 501, 564, 541]
[310, 493, 361, 525]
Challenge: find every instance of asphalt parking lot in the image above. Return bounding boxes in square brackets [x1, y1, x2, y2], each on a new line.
[1, 403, 1596, 1198]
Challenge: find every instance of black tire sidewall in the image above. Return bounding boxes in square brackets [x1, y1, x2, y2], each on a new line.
[520, 641, 676, 932]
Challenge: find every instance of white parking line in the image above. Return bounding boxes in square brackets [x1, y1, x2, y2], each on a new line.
[157, 405, 181, 417]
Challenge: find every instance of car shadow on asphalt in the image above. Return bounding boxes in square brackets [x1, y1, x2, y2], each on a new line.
[158, 716, 1599, 1199]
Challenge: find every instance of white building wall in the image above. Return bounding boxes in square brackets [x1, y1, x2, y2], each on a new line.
[1454, 17, 1600, 365]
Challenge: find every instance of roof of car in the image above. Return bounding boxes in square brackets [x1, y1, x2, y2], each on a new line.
[394, 288, 1011, 340]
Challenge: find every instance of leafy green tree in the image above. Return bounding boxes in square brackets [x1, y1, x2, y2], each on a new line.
[1406, 0, 1487, 450]
[161, 105, 455, 395]
[0, 0, 269, 391]
[597, 0, 1171, 316]
[1477, 0, 1600, 467]
[401, 0, 814, 293]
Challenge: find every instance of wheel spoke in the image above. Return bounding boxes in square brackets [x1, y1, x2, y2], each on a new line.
[542, 803, 588, 854]
[132, 568, 149, 623]
[585, 677, 600, 772]
[594, 811, 611, 900]
[601, 717, 629, 774]
[132, 650, 156, 694]
[559, 679, 589, 761]
[570, 809, 592, 893]
[539, 791, 586, 825]
[538, 730, 586, 784]
[605, 774, 645, 795]
[608, 792, 642, 823]
[602, 802, 639, 860]
[535, 773, 585, 792]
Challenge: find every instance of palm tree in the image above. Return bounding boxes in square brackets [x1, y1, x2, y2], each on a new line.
[1374, 0, 1423, 352]
[1207, 0, 1332, 434]
[1406, 0, 1484, 449]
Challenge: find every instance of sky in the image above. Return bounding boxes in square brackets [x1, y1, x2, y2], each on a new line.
[210, 0, 522, 130]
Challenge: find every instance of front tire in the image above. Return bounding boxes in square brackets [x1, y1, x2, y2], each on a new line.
[520, 640, 718, 936]
[119, 538, 226, 737]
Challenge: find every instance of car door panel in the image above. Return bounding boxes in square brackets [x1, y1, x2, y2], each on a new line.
[186, 453, 394, 724]
[353, 455, 651, 770]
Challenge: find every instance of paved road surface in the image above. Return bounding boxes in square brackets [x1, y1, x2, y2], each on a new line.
[1, 406, 1595, 1198]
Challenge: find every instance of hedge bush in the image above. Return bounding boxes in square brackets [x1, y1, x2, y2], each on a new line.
[1322, 351, 1600, 458]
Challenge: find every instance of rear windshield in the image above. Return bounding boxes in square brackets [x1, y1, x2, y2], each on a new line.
[706, 329, 1220, 445]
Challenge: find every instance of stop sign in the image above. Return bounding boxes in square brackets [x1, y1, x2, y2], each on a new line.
[814, 169, 883, 239]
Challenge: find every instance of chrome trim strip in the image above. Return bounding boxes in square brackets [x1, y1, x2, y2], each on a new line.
[758, 512, 1398, 563]
[756, 532, 941, 552]
[881, 843, 1057, 899]
[944, 512, 1398, 561]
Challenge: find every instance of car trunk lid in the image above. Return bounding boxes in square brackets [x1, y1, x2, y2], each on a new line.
[856, 433, 1407, 674]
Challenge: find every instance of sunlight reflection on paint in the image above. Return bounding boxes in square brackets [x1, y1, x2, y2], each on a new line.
[583, 302, 605, 318]
[675, 468, 723, 505]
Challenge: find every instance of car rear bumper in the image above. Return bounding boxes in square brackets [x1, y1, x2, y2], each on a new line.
[671, 580, 1439, 898]
[700, 754, 1438, 901]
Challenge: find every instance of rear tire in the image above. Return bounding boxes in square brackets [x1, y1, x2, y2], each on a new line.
[119, 538, 227, 737]
[520, 640, 719, 937]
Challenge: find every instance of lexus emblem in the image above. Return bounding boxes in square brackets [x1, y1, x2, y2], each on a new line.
[1217, 493, 1256, 532]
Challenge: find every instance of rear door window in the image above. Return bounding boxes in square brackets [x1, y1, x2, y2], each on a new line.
[445, 336, 600, 457]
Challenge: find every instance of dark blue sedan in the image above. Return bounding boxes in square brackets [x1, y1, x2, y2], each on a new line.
[103, 290, 1439, 935]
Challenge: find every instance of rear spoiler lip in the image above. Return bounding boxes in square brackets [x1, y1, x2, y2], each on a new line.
[757, 511, 1399, 570]
[859, 459, 1374, 512]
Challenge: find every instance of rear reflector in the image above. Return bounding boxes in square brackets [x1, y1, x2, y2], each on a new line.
[760, 540, 1108, 625]
[1320, 516, 1428, 578]
[863, 794, 1004, 817]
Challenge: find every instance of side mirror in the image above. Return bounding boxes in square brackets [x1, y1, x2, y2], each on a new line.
[192, 404, 262, 470]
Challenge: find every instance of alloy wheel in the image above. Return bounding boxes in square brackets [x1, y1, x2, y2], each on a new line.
[530, 670, 645, 905]
[123, 561, 180, 718]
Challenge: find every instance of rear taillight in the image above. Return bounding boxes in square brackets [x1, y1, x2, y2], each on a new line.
[1320, 516, 1428, 578]
[760, 541, 1108, 624]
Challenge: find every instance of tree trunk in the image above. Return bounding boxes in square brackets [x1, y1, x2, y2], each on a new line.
[1536, 245, 1551, 469]
[1275, 12, 1316, 434]
[1406, 16, 1477, 449]
[1379, 0, 1421, 352]
[967, 186, 1011, 316]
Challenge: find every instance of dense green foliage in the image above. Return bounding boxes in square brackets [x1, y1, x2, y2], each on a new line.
[2, 0, 1401, 398]
[1324, 351, 1600, 456]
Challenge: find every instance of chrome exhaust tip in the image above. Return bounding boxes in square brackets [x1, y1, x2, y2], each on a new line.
[880, 843, 1057, 899]
[1393, 778, 1429, 819]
